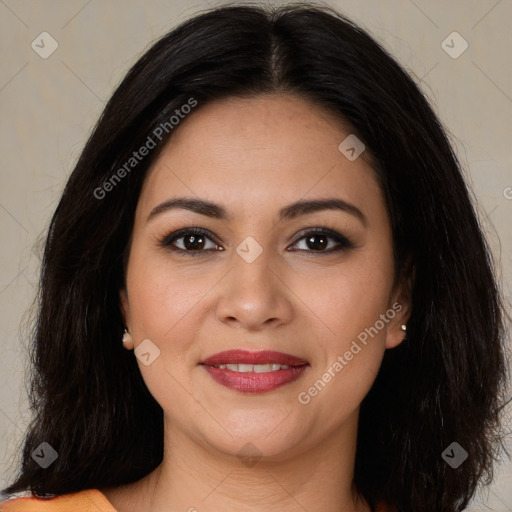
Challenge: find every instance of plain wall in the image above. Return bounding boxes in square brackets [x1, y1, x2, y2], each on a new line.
[0, 0, 511, 509]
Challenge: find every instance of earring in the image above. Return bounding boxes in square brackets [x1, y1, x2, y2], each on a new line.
[122, 328, 134, 350]
[400, 324, 407, 331]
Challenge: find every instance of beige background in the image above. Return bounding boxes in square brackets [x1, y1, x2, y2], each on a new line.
[0, 0, 511, 509]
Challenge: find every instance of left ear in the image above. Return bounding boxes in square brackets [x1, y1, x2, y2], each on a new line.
[385, 258, 414, 349]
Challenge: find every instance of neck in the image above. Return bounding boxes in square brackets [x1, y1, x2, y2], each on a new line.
[105, 409, 370, 512]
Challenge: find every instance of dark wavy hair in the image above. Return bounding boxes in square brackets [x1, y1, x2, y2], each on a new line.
[2, 3, 509, 511]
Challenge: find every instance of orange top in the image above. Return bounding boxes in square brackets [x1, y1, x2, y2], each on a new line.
[0, 488, 395, 511]
[0, 489, 115, 511]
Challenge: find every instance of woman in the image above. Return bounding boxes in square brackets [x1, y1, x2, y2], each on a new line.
[1, 3, 508, 512]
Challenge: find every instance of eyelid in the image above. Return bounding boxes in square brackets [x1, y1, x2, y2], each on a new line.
[288, 227, 356, 254]
[160, 227, 222, 253]
[290, 227, 353, 245]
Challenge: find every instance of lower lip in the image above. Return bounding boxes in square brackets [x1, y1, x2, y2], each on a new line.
[202, 365, 309, 393]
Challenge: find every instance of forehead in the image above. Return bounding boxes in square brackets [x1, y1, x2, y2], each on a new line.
[137, 93, 383, 221]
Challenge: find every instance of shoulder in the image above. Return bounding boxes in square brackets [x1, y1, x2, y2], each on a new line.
[0, 489, 117, 512]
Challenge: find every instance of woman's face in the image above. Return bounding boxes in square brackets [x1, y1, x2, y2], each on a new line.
[121, 93, 410, 461]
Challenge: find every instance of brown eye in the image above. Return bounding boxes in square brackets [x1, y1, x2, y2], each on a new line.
[289, 228, 355, 253]
[161, 228, 221, 256]
[180, 233, 207, 251]
[304, 233, 329, 251]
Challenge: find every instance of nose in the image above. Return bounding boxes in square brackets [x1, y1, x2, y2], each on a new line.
[214, 249, 294, 332]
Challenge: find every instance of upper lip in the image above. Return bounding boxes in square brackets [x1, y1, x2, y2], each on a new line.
[201, 349, 309, 367]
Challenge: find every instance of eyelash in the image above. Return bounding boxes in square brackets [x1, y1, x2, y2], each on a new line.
[160, 227, 355, 257]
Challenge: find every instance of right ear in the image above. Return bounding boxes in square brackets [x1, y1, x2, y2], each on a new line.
[119, 288, 130, 330]
[119, 288, 134, 350]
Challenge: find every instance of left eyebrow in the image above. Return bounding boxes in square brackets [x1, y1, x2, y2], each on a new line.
[279, 198, 366, 226]
[147, 197, 367, 226]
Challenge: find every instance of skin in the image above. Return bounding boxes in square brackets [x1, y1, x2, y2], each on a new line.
[102, 93, 411, 512]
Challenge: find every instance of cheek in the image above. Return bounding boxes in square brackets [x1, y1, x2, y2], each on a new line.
[126, 249, 210, 340]
[125, 252, 206, 421]
[294, 246, 394, 406]
[300, 248, 394, 343]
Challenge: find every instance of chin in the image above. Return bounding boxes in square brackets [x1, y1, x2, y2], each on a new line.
[199, 410, 313, 461]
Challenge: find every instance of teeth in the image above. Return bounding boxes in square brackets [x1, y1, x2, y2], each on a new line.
[254, 364, 272, 373]
[213, 363, 293, 372]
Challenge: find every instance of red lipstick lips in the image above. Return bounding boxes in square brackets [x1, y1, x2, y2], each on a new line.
[200, 349, 309, 393]
[201, 349, 308, 367]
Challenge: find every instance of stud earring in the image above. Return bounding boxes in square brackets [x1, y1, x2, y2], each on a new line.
[122, 328, 134, 350]
[400, 324, 407, 331]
